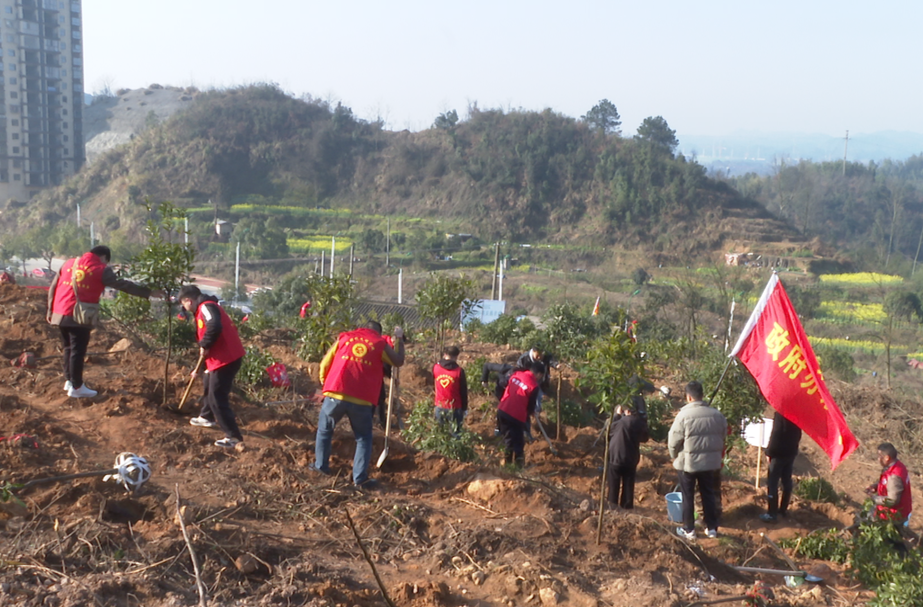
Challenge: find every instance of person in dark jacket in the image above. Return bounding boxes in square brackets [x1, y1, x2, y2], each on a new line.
[433, 346, 468, 436]
[607, 403, 650, 509]
[760, 411, 802, 522]
[179, 285, 246, 449]
[498, 361, 545, 468]
[47, 245, 159, 398]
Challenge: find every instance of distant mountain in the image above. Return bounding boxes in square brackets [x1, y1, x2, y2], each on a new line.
[5, 85, 811, 262]
[679, 131, 923, 176]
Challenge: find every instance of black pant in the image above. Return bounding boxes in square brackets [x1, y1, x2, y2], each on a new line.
[205, 358, 243, 441]
[497, 410, 526, 467]
[767, 455, 796, 515]
[607, 464, 637, 509]
[59, 326, 92, 388]
[679, 469, 720, 532]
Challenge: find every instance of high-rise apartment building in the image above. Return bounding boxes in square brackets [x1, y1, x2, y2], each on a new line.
[0, 0, 83, 202]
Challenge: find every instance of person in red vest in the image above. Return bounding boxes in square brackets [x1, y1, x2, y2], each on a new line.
[498, 360, 545, 468]
[433, 346, 468, 436]
[866, 442, 913, 524]
[314, 320, 405, 487]
[178, 285, 247, 449]
[47, 245, 157, 398]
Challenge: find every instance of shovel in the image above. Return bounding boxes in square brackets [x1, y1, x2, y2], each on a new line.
[760, 533, 824, 583]
[534, 415, 559, 456]
[176, 353, 205, 412]
[376, 369, 397, 468]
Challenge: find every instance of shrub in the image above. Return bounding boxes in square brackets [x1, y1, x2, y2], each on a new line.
[794, 477, 839, 504]
[644, 396, 673, 442]
[814, 345, 856, 382]
[403, 400, 480, 462]
[238, 346, 276, 391]
[544, 398, 593, 428]
[780, 529, 849, 563]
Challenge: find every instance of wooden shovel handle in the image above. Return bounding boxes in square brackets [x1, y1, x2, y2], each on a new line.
[177, 354, 205, 411]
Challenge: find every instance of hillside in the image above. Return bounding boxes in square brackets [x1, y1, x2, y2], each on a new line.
[0, 283, 909, 607]
[3, 85, 812, 263]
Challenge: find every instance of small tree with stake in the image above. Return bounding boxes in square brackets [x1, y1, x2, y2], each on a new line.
[130, 201, 196, 407]
[416, 273, 477, 357]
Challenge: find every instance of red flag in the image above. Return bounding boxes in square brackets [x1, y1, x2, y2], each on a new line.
[592, 296, 600, 316]
[729, 273, 858, 470]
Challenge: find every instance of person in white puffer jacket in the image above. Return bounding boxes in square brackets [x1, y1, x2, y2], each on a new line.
[668, 381, 727, 540]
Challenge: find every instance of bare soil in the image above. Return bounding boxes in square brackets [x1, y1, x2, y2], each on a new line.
[0, 283, 905, 606]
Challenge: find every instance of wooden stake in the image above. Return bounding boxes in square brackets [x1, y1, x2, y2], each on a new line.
[556, 371, 563, 441]
[345, 509, 396, 607]
[175, 485, 208, 607]
[596, 412, 614, 545]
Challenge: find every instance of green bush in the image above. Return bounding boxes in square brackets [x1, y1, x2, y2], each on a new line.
[794, 477, 839, 504]
[238, 346, 276, 390]
[465, 356, 488, 396]
[815, 345, 856, 382]
[780, 528, 849, 563]
[403, 400, 480, 462]
[544, 398, 593, 428]
[644, 396, 673, 442]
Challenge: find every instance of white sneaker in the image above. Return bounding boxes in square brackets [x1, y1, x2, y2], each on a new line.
[214, 437, 241, 449]
[64, 380, 73, 392]
[190, 417, 219, 429]
[68, 385, 98, 398]
[706, 529, 718, 539]
[676, 527, 696, 540]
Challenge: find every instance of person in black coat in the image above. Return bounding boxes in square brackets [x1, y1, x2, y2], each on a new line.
[607, 403, 650, 509]
[760, 411, 802, 522]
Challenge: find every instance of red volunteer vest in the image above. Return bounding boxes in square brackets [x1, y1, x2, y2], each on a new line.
[877, 460, 913, 520]
[498, 370, 539, 423]
[433, 363, 463, 410]
[51, 253, 107, 316]
[322, 328, 387, 406]
[195, 301, 246, 371]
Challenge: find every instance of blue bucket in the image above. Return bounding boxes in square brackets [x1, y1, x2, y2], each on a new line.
[666, 492, 683, 523]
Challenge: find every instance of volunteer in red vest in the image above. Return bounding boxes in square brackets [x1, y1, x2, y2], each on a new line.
[314, 320, 405, 487]
[433, 346, 468, 436]
[866, 442, 913, 523]
[497, 361, 545, 468]
[178, 285, 246, 449]
[47, 245, 157, 398]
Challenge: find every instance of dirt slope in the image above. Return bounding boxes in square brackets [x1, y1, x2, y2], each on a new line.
[0, 284, 888, 606]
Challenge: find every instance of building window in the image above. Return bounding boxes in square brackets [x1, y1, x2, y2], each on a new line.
[62, 108, 67, 115]
[9, 77, 15, 84]
[63, 135, 68, 142]
[61, 83, 66, 90]
[11, 133, 17, 139]
[62, 69, 66, 76]
[6, 49, 13, 57]
[13, 173, 19, 180]
[11, 119, 18, 126]
[9, 91, 16, 99]
[8, 64, 14, 71]
[61, 42, 66, 50]
[5, 36, 12, 44]
[58, 15, 64, 24]
[72, 31, 80, 39]
[63, 121, 67, 128]
[3, 7, 10, 14]
[9, 104, 18, 113]
[12, 146, 18, 153]
[13, 159, 21, 168]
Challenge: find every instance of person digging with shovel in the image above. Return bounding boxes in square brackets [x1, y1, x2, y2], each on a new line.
[47, 245, 162, 398]
[313, 320, 405, 488]
[178, 285, 246, 449]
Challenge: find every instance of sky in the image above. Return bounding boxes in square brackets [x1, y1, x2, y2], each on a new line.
[83, 0, 923, 138]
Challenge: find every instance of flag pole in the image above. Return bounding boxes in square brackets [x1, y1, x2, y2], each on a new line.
[707, 356, 734, 403]
[755, 422, 764, 488]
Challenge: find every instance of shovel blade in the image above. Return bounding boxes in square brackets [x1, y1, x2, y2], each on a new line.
[376, 445, 389, 469]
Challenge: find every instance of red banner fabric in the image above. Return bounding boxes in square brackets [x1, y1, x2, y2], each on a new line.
[731, 274, 858, 470]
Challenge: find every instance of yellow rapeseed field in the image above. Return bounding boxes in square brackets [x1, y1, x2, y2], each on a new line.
[818, 272, 903, 287]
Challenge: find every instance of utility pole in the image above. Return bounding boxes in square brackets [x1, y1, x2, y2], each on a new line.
[498, 260, 504, 300]
[490, 242, 500, 300]
[398, 268, 403, 304]
[234, 241, 240, 301]
[842, 130, 849, 177]
[348, 244, 355, 277]
[76, 202, 81, 227]
[320, 250, 325, 276]
[330, 237, 336, 278]
[184, 217, 189, 245]
[386, 218, 391, 267]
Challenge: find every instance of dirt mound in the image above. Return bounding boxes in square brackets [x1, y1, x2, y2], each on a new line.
[0, 284, 878, 605]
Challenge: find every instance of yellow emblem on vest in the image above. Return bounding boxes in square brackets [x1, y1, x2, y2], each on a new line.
[438, 376, 453, 388]
[197, 319, 205, 330]
[74, 269, 86, 284]
[352, 343, 368, 358]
